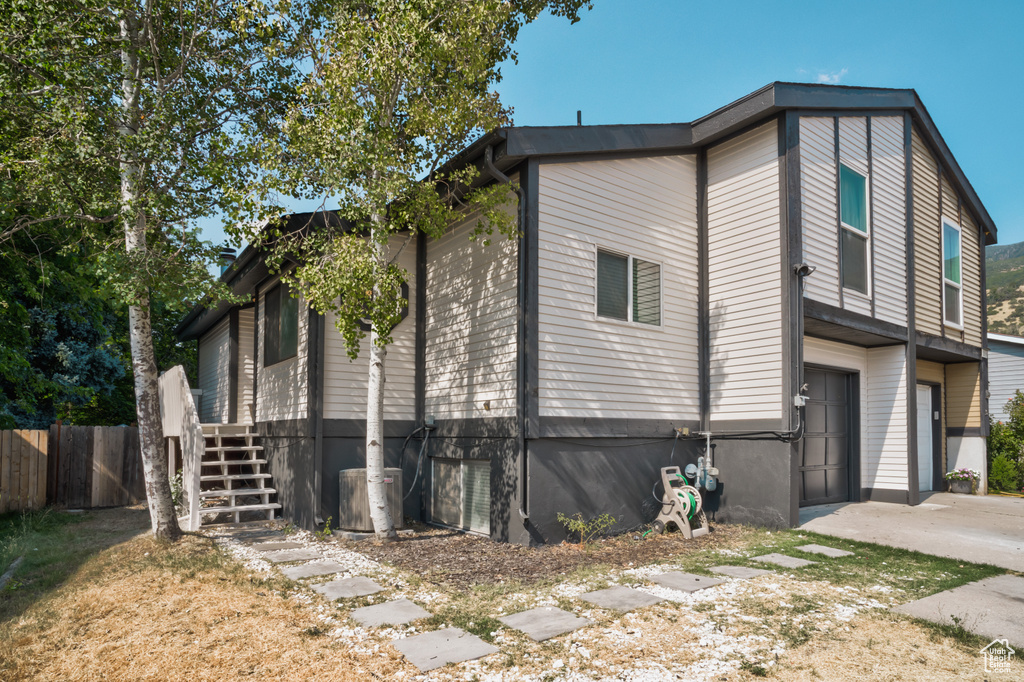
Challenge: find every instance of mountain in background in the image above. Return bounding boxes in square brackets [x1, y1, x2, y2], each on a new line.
[986, 241, 1024, 335]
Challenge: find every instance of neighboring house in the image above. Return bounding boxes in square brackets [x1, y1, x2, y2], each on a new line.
[175, 82, 995, 544]
[988, 333, 1024, 418]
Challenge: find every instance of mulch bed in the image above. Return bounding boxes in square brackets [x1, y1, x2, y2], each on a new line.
[350, 523, 748, 591]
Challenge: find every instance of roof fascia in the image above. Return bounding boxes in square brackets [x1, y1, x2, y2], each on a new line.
[988, 333, 1024, 346]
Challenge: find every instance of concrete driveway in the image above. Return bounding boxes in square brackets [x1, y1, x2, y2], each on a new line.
[799, 492, 1024, 572]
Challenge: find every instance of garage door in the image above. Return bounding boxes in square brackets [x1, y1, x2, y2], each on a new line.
[801, 368, 851, 506]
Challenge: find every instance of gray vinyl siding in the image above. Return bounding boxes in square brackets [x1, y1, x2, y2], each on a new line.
[799, 117, 840, 307]
[800, 116, 907, 326]
[707, 120, 783, 423]
[256, 277, 309, 422]
[535, 155, 700, 420]
[236, 307, 255, 423]
[989, 338, 1024, 417]
[911, 126, 943, 336]
[804, 337, 909, 493]
[197, 316, 231, 424]
[424, 200, 518, 420]
[323, 237, 417, 420]
[870, 117, 908, 327]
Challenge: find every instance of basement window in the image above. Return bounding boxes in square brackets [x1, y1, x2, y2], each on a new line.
[431, 458, 490, 535]
[596, 249, 661, 325]
[840, 164, 870, 295]
[264, 281, 298, 365]
[943, 218, 963, 327]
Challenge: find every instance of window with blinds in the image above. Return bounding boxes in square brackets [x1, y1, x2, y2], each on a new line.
[943, 219, 962, 327]
[839, 164, 870, 295]
[596, 249, 661, 325]
[430, 458, 490, 535]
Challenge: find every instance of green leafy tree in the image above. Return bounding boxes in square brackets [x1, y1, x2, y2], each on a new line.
[1, 0, 319, 538]
[248, 0, 590, 539]
[988, 391, 1024, 492]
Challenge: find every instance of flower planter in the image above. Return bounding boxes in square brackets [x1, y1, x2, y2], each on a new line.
[949, 480, 973, 494]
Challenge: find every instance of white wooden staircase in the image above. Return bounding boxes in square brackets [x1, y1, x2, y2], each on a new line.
[197, 424, 280, 524]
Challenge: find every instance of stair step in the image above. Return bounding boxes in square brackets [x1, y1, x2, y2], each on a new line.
[203, 445, 264, 453]
[198, 502, 281, 516]
[200, 487, 276, 499]
[201, 427, 258, 437]
[200, 459, 267, 467]
[200, 473, 272, 482]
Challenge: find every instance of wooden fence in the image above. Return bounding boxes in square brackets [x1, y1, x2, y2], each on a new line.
[0, 426, 145, 513]
[0, 430, 48, 512]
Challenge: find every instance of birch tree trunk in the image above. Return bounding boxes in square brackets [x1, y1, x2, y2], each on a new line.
[120, 12, 181, 540]
[366, 215, 398, 540]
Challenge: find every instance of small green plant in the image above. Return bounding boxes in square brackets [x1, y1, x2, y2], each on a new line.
[556, 512, 617, 546]
[739, 659, 770, 677]
[315, 516, 334, 541]
[169, 472, 185, 513]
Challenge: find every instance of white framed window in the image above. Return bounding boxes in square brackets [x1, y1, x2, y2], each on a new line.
[942, 217, 963, 328]
[839, 163, 870, 296]
[595, 248, 662, 326]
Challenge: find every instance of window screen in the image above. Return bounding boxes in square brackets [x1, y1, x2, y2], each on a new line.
[265, 282, 298, 365]
[597, 250, 628, 320]
[632, 259, 661, 325]
[841, 230, 868, 295]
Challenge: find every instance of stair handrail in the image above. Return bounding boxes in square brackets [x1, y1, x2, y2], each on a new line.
[158, 365, 203, 531]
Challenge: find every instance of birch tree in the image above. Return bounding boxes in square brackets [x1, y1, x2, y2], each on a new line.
[253, 0, 589, 540]
[1, 0, 318, 539]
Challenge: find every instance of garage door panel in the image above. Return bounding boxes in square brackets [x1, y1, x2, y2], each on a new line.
[803, 438, 826, 468]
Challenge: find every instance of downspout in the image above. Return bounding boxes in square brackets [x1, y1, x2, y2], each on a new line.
[483, 144, 530, 522]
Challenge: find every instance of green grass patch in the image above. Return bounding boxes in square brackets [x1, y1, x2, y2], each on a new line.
[425, 605, 505, 642]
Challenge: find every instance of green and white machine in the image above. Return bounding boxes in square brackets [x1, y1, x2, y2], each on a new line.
[650, 466, 710, 538]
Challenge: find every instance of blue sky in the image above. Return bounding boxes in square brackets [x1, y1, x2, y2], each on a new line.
[202, 0, 1024, 249]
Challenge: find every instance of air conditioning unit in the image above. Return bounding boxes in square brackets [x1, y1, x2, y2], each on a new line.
[338, 468, 404, 532]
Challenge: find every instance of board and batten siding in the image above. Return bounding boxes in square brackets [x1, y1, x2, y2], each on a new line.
[911, 126, 945, 337]
[707, 120, 782, 423]
[803, 337, 909, 492]
[424, 200, 518, 420]
[865, 345, 909, 490]
[911, 124, 984, 346]
[946, 362, 981, 428]
[256, 278, 309, 422]
[799, 116, 907, 326]
[197, 316, 231, 424]
[870, 117, 908, 327]
[236, 308, 255, 423]
[535, 155, 700, 420]
[988, 337, 1024, 417]
[323, 237, 417, 421]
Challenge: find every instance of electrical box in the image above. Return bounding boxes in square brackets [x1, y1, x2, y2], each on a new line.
[338, 468, 404, 532]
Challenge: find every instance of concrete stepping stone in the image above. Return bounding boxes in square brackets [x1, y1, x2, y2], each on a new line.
[351, 598, 430, 627]
[280, 561, 348, 580]
[262, 548, 323, 563]
[797, 543, 854, 558]
[392, 627, 499, 672]
[312, 577, 383, 600]
[893, 574, 1024, 648]
[252, 541, 305, 551]
[710, 565, 774, 579]
[499, 606, 593, 642]
[649, 571, 724, 593]
[581, 585, 663, 611]
[751, 553, 816, 569]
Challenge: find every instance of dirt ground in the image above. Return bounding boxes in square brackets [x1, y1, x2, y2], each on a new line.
[353, 522, 752, 590]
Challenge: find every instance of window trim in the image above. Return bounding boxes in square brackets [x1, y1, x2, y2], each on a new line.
[263, 281, 299, 367]
[593, 245, 664, 328]
[838, 162, 871, 297]
[942, 216, 964, 330]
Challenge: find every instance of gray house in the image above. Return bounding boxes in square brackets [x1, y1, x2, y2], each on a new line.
[175, 82, 995, 543]
[988, 333, 1024, 418]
